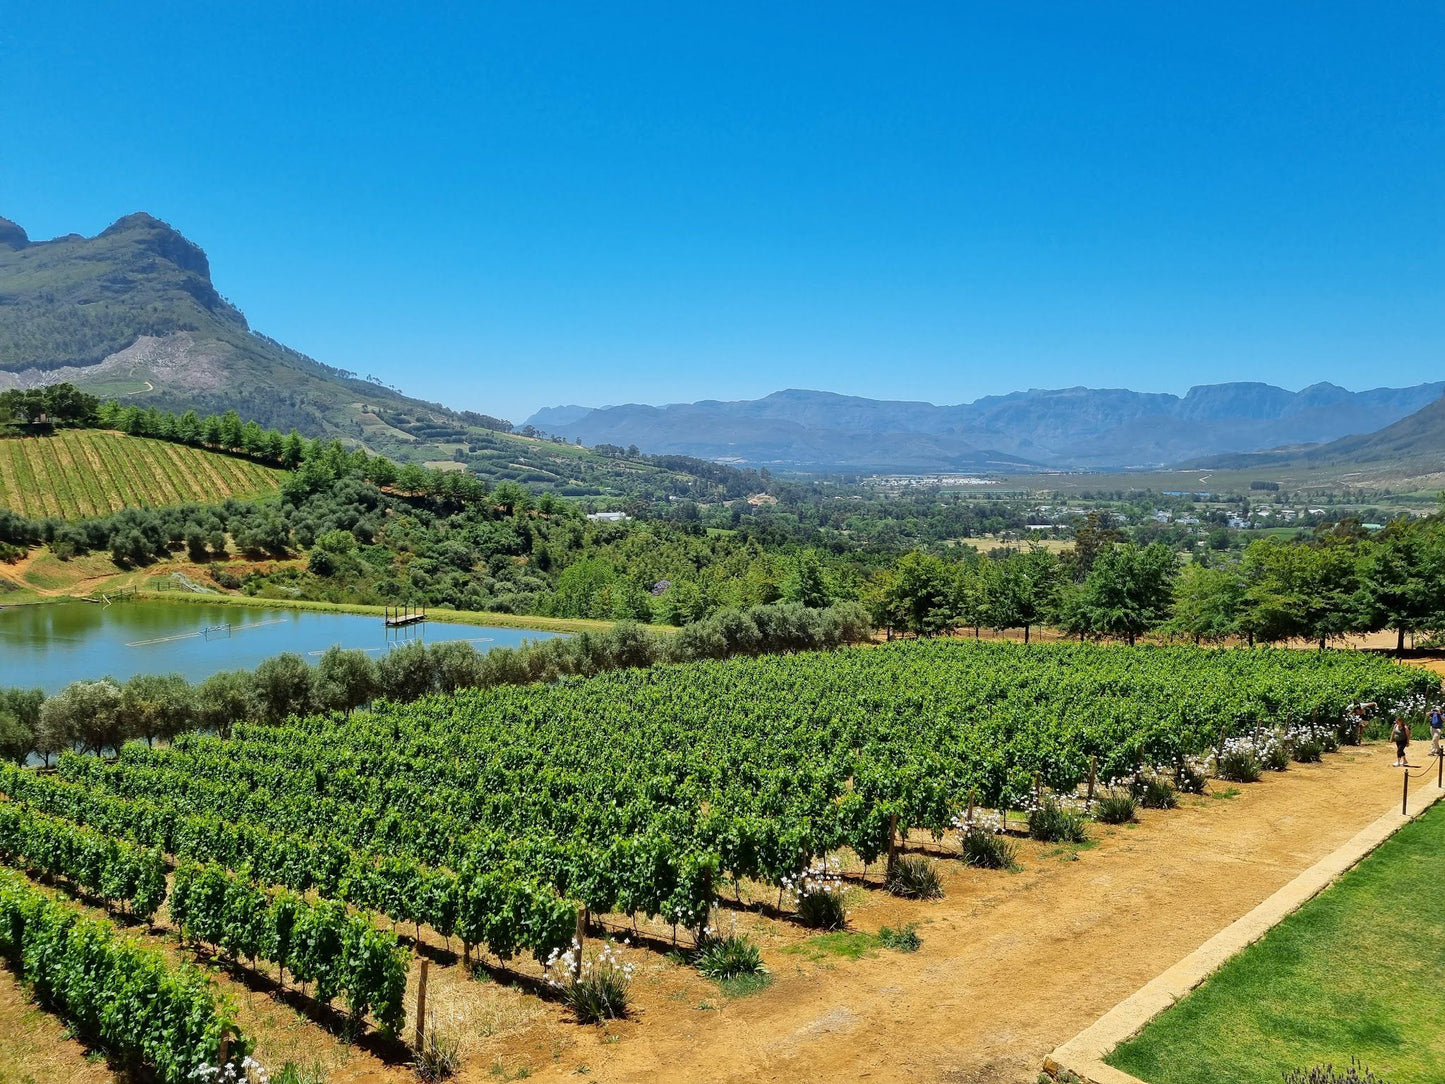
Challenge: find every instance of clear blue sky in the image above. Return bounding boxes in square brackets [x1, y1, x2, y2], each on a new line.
[2, 3, 1441, 424]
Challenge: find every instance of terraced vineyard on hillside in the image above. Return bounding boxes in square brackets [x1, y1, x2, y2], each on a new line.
[0, 430, 284, 518]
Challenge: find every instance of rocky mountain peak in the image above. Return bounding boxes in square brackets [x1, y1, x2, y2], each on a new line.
[0, 217, 29, 251]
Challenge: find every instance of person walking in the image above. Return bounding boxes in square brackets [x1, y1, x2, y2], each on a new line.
[1390, 716, 1411, 767]
[1429, 706, 1444, 759]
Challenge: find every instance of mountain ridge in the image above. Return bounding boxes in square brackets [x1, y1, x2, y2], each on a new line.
[526, 381, 1445, 472]
[0, 212, 765, 500]
[1190, 390, 1445, 475]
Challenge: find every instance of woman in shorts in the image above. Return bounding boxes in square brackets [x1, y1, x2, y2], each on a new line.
[1390, 716, 1411, 767]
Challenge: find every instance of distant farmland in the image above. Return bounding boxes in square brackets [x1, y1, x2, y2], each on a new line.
[0, 430, 284, 518]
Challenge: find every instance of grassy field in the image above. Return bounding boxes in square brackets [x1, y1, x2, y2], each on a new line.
[1108, 800, 1445, 1084]
[0, 430, 283, 518]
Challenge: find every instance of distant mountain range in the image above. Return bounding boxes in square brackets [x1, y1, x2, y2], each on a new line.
[527, 383, 1445, 473]
[1194, 391, 1445, 476]
[5, 210, 1438, 483]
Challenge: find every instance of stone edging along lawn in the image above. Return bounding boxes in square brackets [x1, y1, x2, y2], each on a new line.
[1042, 772, 1445, 1084]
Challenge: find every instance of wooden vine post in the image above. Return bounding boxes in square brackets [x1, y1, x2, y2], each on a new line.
[573, 907, 588, 979]
[965, 789, 976, 828]
[1033, 771, 1042, 804]
[695, 867, 715, 946]
[413, 957, 429, 1052]
[1086, 756, 1097, 804]
[218, 1034, 229, 1071]
[885, 813, 899, 882]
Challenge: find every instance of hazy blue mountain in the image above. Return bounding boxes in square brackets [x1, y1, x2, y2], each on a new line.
[525, 383, 1445, 472]
[527, 404, 601, 430]
[1193, 389, 1445, 474]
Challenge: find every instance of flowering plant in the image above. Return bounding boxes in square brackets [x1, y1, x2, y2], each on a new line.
[543, 938, 637, 1022]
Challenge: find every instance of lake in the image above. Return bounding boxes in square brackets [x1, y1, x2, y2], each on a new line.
[0, 599, 560, 692]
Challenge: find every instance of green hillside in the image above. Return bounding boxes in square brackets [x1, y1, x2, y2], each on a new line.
[0, 213, 761, 500]
[0, 430, 283, 519]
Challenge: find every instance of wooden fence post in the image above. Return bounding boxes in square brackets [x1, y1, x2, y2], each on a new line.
[413, 957, 429, 1051]
[1033, 771, 1042, 804]
[218, 1034, 230, 1069]
[1402, 768, 1409, 817]
[1086, 756, 1097, 804]
[966, 789, 976, 828]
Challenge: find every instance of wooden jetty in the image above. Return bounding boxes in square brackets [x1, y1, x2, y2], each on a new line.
[384, 604, 427, 628]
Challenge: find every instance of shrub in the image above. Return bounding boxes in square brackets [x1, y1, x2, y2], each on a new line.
[1293, 737, 1324, 763]
[797, 886, 848, 930]
[1282, 1060, 1392, 1084]
[960, 827, 1017, 870]
[1260, 734, 1291, 772]
[1174, 758, 1209, 794]
[1216, 747, 1262, 783]
[885, 854, 944, 900]
[1136, 775, 1178, 810]
[1094, 791, 1137, 824]
[783, 861, 849, 930]
[878, 924, 921, 952]
[694, 933, 766, 980]
[544, 940, 636, 1023]
[1028, 797, 1089, 843]
[411, 1013, 461, 1081]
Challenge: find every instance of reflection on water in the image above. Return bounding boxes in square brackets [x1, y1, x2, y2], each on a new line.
[0, 599, 558, 692]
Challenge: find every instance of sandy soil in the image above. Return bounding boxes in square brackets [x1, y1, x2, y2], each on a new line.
[0, 741, 1429, 1083]
[511, 743, 1417, 1084]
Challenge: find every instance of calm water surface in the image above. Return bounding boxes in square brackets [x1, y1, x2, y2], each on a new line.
[0, 599, 559, 692]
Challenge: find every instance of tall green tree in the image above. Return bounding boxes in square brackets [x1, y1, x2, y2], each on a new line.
[984, 546, 1060, 643]
[1240, 538, 1362, 648]
[1168, 562, 1246, 644]
[251, 653, 314, 724]
[782, 552, 833, 609]
[314, 647, 379, 715]
[872, 551, 954, 637]
[1066, 542, 1177, 645]
[121, 673, 195, 747]
[1358, 524, 1445, 651]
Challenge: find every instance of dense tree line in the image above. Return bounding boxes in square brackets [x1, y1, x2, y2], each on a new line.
[0, 601, 870, 765]
[0, 383, 100, 428]
[870, 515, 1445, 650]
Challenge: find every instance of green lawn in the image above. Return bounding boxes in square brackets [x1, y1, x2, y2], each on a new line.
[1108, 801, 1445, 1084]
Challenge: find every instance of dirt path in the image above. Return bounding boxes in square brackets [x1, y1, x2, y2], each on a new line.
[0, 742, 1426, 1083]
[524, 743, 1420, 1084]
